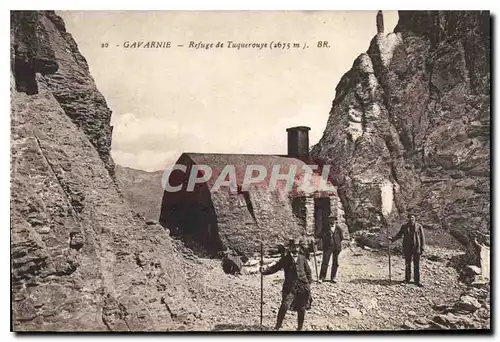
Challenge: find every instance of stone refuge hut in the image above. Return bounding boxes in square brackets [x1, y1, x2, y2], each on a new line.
[159, 127, 348, 256]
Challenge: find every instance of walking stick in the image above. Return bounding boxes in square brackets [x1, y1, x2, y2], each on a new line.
[245, 190, 263, 331]
[311, 240, 319, 282]
[387, 225, 392, 282]
[260, 241, 264, 330]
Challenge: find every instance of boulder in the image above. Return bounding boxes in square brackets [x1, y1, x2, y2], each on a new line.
[454, 295, 481, 313]
[361, 297, 379, 310]
[402, 320, 416, 329]
[342, 307, 362, 319]
[432, 313, 477, 329]
[465, 265, 482, 276]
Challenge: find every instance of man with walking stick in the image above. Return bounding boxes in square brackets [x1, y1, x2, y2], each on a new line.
[389, 213, 426, 287]
[260, 239, 312, 331]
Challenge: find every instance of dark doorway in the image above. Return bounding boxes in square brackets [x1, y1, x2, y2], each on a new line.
[291, 196, 307, 229]
[159, 180, 222, 257]
[314, 197, 331, 238]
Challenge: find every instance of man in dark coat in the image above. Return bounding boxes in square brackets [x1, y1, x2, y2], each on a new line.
[260, 239, 312, 331]
[319, 222, 343, 283]
[390, 213, 426, 287]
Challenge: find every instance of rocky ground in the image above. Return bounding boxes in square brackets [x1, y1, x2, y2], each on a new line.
[179, 244, 489, 331]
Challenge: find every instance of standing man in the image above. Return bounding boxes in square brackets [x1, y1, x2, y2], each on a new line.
[260, 239, 312, 331]
[319, 221, 343, 283]
[389, 213, 426, 287]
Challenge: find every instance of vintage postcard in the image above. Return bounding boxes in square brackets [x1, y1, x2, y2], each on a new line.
[10, 10, 490, 332]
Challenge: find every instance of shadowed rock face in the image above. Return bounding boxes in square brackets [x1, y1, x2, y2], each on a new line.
[311, 11, 490, 249]
[11, 11, 201, 331]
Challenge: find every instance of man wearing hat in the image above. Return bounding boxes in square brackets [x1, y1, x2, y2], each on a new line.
[389, 213, 426, 287]
[319, 221, 343, 283]
[260, 238, 312, 331]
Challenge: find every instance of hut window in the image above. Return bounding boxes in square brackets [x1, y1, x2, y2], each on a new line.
[235, 185, 249, 207]
[237, 193, 247, 207]
[237, 188, 252, 207]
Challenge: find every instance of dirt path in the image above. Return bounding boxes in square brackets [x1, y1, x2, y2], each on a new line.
[186, 245, 466, 331]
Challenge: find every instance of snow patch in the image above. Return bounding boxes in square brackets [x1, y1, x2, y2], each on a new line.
[380, 179, 394, 217]
[376, 32, 403, 67]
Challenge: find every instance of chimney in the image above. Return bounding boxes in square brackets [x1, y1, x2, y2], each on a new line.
[376, 10, 384, 34]
[286, 126, 311, 158]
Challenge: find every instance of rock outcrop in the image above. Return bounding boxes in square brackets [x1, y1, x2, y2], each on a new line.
[405, 282, 490, 330]
[311, 11, 490, 253]
[115, 165, 164, 222]
[11, 11, 202, 331]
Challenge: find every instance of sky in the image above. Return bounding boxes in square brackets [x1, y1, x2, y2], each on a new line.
[58, 11, 399, 172]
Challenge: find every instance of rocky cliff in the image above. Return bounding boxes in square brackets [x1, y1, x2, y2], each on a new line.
[311, 11, 490, 252]
[115, 165, 164, 222]
[10, 11, 203, 331]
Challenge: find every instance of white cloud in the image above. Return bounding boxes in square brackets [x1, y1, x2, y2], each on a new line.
[111, 112, 199, 171]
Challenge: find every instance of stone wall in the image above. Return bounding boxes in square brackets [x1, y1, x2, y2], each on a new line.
[304, 197, 315, 237]
[207, 189, 349, 255]
[329, 190, 349, 238]
[211, 188, 307, 256]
